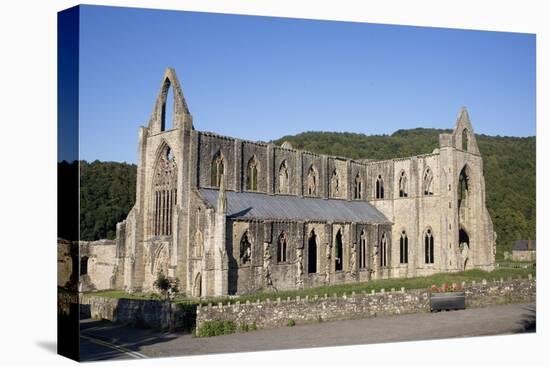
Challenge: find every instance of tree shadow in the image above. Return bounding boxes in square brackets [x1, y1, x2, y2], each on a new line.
[514, 304, 536, 333]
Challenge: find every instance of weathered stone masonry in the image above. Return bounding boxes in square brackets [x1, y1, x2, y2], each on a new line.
[83, 67, 497, 297]
[80, 278, 535, 331]
[196, 278, 535, 330]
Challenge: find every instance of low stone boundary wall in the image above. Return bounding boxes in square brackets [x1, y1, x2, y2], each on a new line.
[197, 278, 535, 330]
[465, 278, 536, 307]
[80, 295, 196, 331]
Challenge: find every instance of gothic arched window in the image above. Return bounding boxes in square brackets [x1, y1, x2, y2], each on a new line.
[278, 160, 290, 194]
[458, 165, 470, 211]
[331, 169, 340, 197]
[80, 256, 89, 276]
[335, 229, 343, 271]
[277, 231, 287, 263]
[308, 229, 317, 273]
[160, 78, 173, 131]
[424, 228, 434, 264]
[423, 167, 434, 196]
[354, 173, 363, 199]
[359, 230, 367, 269]
[399, 170, 408, 197]
[379, 232, 387, 267]
[240, 231, 252, 264]
[246, 156, 259, 191]
[211, 151, 224, 188]
[194, 230, 204, 258]
[375, 174, 385, 199]
[400, 230, 408, 264]
[307, 165, 318, 196]
[153, 144, 178, 236]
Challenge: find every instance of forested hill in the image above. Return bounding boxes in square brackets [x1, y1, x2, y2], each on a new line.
[274, 129, 536, 257]
[77, 129, 535, 259]
[79, 160, 137, 241]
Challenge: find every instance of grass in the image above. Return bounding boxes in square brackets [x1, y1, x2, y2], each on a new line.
[84, 267, 535, 306]
[496, 260, 536, 269]
[195, 320, 236, 337]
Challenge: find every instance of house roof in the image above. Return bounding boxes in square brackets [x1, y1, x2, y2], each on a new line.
[198, 189, 390, 224]
[512, 240, 536, 251]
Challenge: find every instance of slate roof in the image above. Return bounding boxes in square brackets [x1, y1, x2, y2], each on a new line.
[198, 189, 390, 224]
[512, 240, 536, 251]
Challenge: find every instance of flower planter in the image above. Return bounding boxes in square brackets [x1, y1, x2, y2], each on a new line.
[430, 291, 466, 311]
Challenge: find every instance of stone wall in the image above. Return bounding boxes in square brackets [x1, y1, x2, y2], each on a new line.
[81, 294, 196, 331]
[512, 250, 536, 262]
[465, 278, 536, 307]
[79, 240, 118, 292]
[199, 289, 428, 330]
[58, 239, 75, 288]
[57, 239, 119, 292]
[197, 278, 535, 330]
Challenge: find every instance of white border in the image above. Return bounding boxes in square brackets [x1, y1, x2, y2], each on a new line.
[0, 1, 546, 367]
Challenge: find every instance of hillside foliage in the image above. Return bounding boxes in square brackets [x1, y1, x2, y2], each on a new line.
[77, 129, 535, 259]
[80, 160, 137, 241]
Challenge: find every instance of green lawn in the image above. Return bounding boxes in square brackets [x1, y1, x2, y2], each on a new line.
[496, 259, 536, 268]
[84, 267, 535, 306]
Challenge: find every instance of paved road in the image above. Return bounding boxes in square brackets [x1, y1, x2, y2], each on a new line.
[79, 302, 535, 361]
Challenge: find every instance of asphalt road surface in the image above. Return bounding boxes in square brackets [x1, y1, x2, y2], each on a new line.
[79, 302, 535, 361]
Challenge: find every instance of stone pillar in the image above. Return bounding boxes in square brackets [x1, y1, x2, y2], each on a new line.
[350, 222, 358, 277]
[322, 155, 329, 199]
[296, 151, 303, 197]
[374, 224, 381, 279]
[263, 222, 273, 287]
[113, 221, 126, 289]
[325, 223, 333, 282]
[234, 139, 242, 192]
[346, 160, 352, 200]
[213, 178, 228, 296]
[129, 126, 149, 292]
[266, 144, 274, 194]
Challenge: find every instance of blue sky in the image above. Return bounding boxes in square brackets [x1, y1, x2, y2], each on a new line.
[78, 5, 536, 164]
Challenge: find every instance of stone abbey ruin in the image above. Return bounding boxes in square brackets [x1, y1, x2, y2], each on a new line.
[63, 68, 497, 297]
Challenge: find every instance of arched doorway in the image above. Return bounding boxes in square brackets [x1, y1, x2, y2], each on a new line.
[308, 230, 317, 273]
[193, 272, 202, 298]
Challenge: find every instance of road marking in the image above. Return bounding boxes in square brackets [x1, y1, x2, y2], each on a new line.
[81, 334, 147, 359]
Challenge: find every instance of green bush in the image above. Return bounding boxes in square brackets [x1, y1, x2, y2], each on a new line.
[239, 322, 249, 332]
[223, 320, 236, 334]
[251, 321, 257, 331]
[287, 319, 296, 327]
[195, 320, 237, 337]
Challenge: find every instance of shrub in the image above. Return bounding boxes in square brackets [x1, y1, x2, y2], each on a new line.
[239, 322, 248, 332]
[223, 320, 236, 334]
[153, 271, 179, 300]
[287, 319, 296, 327]
[196, 320, 237, 337]
[250, 321, 257, 331]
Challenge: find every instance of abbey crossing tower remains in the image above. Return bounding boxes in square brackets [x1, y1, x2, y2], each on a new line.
[100, 69, 496, 297]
